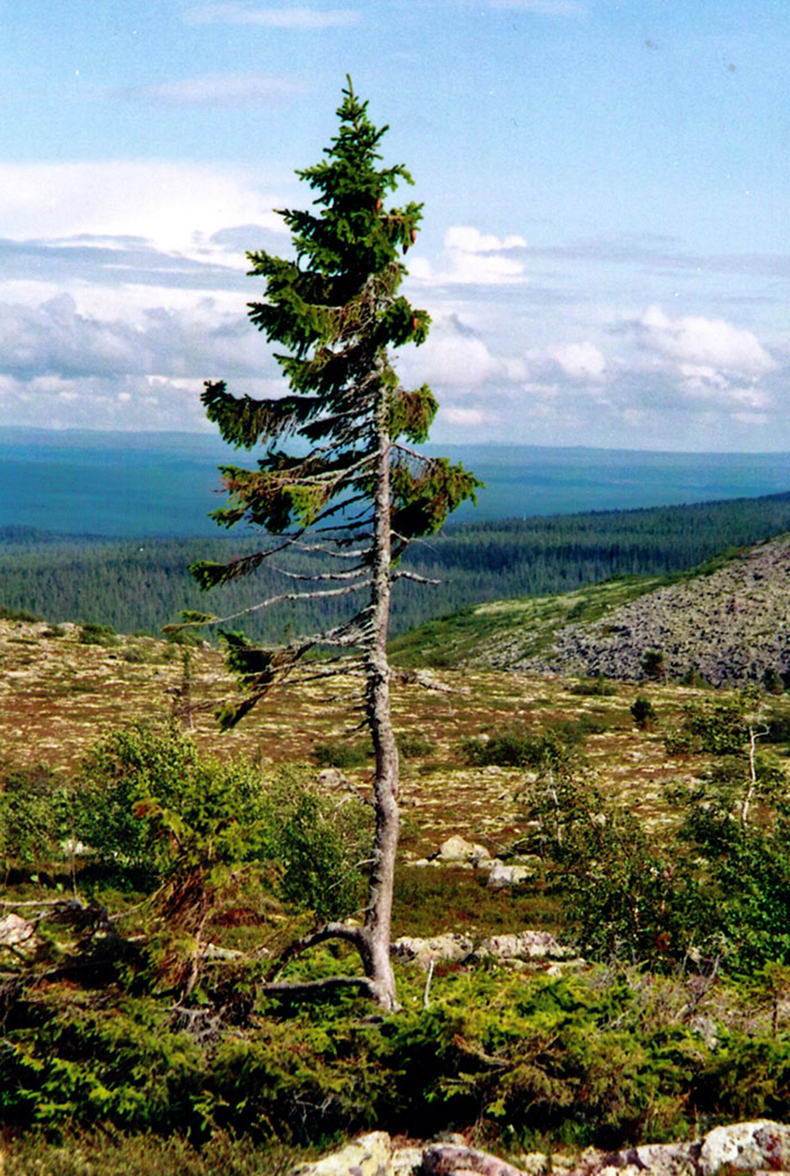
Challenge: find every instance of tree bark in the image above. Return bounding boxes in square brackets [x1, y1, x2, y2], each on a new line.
[361, 376, 400, 1011]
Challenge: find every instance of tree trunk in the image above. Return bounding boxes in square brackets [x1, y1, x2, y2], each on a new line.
[362, 380, 400, 1011]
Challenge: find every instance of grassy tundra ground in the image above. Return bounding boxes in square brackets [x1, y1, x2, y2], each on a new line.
[3, 611, 790, 1174]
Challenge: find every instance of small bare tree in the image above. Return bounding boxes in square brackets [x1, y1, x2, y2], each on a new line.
[183, 80, 478, 1009]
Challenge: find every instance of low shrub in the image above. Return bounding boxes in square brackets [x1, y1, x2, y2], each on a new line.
[312, 740, 372, 769]
[0, 764, 73, 872]
[569, 677, 617, 697]
[462, 718, 605, 770]
[79, 622, 118, 647]
[5, 1130, 298, 1176]
[631, 696, 656, 731]
[0, 606, 42, 623]
[397, 733, 435, 758]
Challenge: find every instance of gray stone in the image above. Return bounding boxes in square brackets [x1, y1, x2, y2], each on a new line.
[438, 835, 491, 865]
[421, 1143, 529, 1175]
[296, 1131, 391, 1176]
[697, 1121, 790, 1176]
[476, 931, 567, 960]
[0, 913, 37, 954]
[486, 861, 533, 888]
[391, 1146, 424, 1175]
[391, 933, 474, 969]
[516, 1153, 548, 1176]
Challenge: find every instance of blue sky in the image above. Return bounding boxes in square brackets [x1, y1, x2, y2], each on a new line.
[2, 0, 789, 450]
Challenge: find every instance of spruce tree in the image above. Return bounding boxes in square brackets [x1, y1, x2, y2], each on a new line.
[188, 79, 479, 1008]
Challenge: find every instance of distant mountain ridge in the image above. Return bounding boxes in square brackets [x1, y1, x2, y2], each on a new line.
[2, 425, 790, 535]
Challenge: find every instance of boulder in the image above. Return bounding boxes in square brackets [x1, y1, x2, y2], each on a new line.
[296, 1131, 391, 1176]
[0, 913, 37, 955]
[438, 836, 491, 866]
[476, 931, 567, 961]
[392, 930, 569, 970]
[580, 1141, 697, 1176]
[392, 1146, 425, 1175]
[697, 1121, 790, 1176]
[392, 933, 474, 969]
[422, 1143, 528, 1175]
[486, 861, 533, 889]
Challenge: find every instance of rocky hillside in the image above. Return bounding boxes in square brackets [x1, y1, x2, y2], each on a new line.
[476, 535, 790, 686]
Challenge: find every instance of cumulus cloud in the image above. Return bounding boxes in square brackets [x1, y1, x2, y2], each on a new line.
[184, 4, 360, 28]
[635, 305, 776, 377]
[410, 225, 527, 287]
[0, 291, 285, 430]
[550, 341, 606, 382]
[0, 293, 275, 386]
[398, 313, 511, 389]
[615, 305, 778, 418]
[124, 73, 304, 106]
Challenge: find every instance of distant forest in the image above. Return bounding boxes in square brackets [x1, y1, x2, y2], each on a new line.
[2, 490, 790, 642]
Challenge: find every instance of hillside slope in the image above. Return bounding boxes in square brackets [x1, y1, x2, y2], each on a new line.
[393, 535, 790, 687]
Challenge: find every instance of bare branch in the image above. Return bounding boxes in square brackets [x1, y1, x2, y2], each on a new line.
[263, 921, 364, 981]
[185, 580, 373, 631]
[269, 564, 369, 583]
[262, 976, 374, 998]
[391, 570, 441, 586]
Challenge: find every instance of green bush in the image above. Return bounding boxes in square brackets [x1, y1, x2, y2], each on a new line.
[569, 677, 617, 697]
[72, 725, 371, 921]
[0, 765, 73, 871]
[631, 696, 656, 731]
[462, 718, 603, 770]
[521, 772, 699, 966]
[5, 1130, 298, 1176]
[664, 696, 750, 756]
[312, 740, 372, 769]
[79, 621, 118, 647]
[397, 733, 435, 758]
[641, 649, 665, 682]
[0, 606, 42, 623]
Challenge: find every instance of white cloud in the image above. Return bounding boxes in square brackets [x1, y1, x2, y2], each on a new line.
[399, 313, 510, 389]
[439, 406, 490, 428]
[551, 341, 606, 382]
[0, 293, 274, 384]
[125, 73, 304, 106]
[412, 225, 527, 287]
[184, 4, 360, 29]
[636, 305, 775, 378]
[0, 161, 289, 257]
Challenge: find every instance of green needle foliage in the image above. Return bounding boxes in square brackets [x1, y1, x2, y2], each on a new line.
[186, 78, 479, 719]
[183, 79, 479, 1008]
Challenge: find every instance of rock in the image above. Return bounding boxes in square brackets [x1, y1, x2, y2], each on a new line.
[296, 1131, 391, 1176]
[318, 768, 348, 789]
[422, 1143, 529, 1175]
[0, 913, 37, 954]
[583, 1141, 697, 1176]
[475, 931, 567, 960]
[697, 1121, 790, 1176]
[391, 1146, 424, 1175]
[391, 933, 474, 969]
[515, 1154, 548, 1176]
[392, 930, 570, 970]
[438, 836, 491, 865]
[486, 861, 533, 888]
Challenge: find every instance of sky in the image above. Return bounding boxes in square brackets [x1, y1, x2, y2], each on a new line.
[2, 0, 789, 452]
